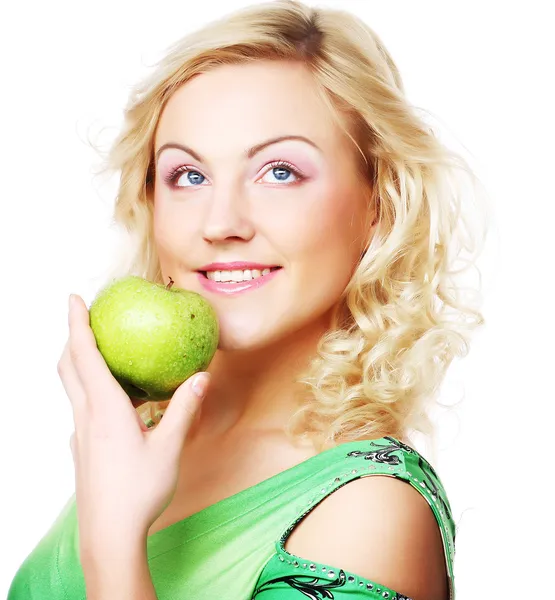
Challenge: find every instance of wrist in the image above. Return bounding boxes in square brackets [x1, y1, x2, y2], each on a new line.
[82, 536, 155, 599]
[82, 528, 147, 560]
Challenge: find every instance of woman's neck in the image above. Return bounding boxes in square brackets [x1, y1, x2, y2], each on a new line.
[188, 314, 331, 444]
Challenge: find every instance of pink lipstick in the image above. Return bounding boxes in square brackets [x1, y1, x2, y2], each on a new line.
[197, 265, 282, 296]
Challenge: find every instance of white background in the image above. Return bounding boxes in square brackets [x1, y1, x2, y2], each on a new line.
[1, 1, 553, 597]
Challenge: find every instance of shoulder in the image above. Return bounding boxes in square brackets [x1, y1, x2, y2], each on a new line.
[283, 437, 452, 600]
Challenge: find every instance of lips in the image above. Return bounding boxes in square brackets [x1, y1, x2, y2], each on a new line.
[196, 266, 282, 295]
[198, 266, 281, 278]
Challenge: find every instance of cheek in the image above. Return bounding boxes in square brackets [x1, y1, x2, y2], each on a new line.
[268, 185, 367, 313]
[152, 197, 195, 262]
[281, 185, 366, 268]
[309, 194, 366, 296]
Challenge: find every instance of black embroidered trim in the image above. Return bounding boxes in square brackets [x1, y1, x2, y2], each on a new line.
[346, 437, 454, 537]
[416, 454, 453, 528]
[345, 437, 414, 465]
[252, 570, 347, 599]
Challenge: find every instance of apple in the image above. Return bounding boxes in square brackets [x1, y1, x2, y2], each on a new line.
[88, 275, 219, 402]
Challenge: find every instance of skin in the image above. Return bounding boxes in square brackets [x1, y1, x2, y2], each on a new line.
[152, 59, 374, 445]
[59, 296, 209, 598]
[149, 61, 447, 599]
[59, 59, 446, 600]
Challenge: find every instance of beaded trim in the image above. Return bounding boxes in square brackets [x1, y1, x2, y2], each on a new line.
[275, 551, 404, 598]
[274, 449, 455, 600]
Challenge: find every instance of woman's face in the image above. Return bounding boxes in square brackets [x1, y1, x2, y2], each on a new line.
[153, 60, 372, 351]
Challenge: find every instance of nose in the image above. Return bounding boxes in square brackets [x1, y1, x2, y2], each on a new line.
[201, 184, 255, 244]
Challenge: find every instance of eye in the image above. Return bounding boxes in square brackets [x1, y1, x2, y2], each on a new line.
[259, 160, 305, 185]
[162, 160, 306, 190]
[163, 166, 207, 188]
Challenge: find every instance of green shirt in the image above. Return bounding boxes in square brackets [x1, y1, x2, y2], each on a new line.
[8, 436, 455, 599]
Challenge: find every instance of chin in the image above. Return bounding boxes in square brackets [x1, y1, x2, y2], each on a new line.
[214, 308, 332, 354]
[215, 319, 281, 352]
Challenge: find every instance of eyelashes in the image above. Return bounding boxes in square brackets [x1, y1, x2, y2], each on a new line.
[162, 160, 306, 189]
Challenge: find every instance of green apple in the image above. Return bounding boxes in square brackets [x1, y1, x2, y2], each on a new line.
[88, 275, 219, 401]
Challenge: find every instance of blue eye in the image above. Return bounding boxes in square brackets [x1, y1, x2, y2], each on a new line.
[163, 160, 306, 189]
[260, 161, 305, 185]
[164, 167, 207, 188]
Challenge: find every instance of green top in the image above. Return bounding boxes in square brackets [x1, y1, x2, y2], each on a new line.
[8, 436, 455, 600]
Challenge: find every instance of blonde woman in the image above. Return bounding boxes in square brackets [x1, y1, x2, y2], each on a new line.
[8, 1, 487, 599]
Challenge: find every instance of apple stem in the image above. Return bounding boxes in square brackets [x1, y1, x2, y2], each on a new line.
[166, 276, 174, 291]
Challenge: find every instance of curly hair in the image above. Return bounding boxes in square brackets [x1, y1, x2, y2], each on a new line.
[89, 0, 489, 453]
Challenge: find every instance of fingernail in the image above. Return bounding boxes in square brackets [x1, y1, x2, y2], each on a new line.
[68, 294, 76, 310]
[191, 373, 210, 398]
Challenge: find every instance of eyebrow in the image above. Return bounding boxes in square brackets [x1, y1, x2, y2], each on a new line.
[155, 135, 320, 164]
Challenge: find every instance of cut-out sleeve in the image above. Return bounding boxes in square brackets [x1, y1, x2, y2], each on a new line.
[251, 437, 455, 600]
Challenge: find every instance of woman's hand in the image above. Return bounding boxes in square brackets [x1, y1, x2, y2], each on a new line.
[57, 293, 210, 556]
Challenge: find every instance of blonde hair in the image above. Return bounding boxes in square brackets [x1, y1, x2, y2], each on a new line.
[91, 0, 489, 453]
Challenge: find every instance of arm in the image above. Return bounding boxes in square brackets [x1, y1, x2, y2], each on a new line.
[81, 532, 157, 600]
[60, 295, 209, 599]
[284, 475, 449, 600]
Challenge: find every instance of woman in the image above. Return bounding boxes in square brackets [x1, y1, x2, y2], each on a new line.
[8, 1, 486, 599]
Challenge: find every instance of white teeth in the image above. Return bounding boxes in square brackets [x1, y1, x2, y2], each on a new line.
[205, 268, 276, 282]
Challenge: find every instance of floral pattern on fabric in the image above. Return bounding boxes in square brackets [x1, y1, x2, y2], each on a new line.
[345, 437, 453, 527]
[345, 436, 415, 466]
[252, 569, 347, 599]
[252, 437, 454, 600]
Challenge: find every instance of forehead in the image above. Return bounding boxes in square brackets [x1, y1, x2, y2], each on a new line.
[154, 60, 348, 154]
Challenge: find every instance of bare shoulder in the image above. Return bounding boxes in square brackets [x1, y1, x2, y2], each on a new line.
[284, 474, 448, 600]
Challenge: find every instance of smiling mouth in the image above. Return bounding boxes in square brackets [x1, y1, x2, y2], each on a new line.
[199, 266, 282, 283]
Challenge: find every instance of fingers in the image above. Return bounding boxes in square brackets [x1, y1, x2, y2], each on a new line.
[65, 294, 209, 452]
[151, 373, 210, 448]
[67, 294, 133, 423]
[57, 338, 88, 429]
